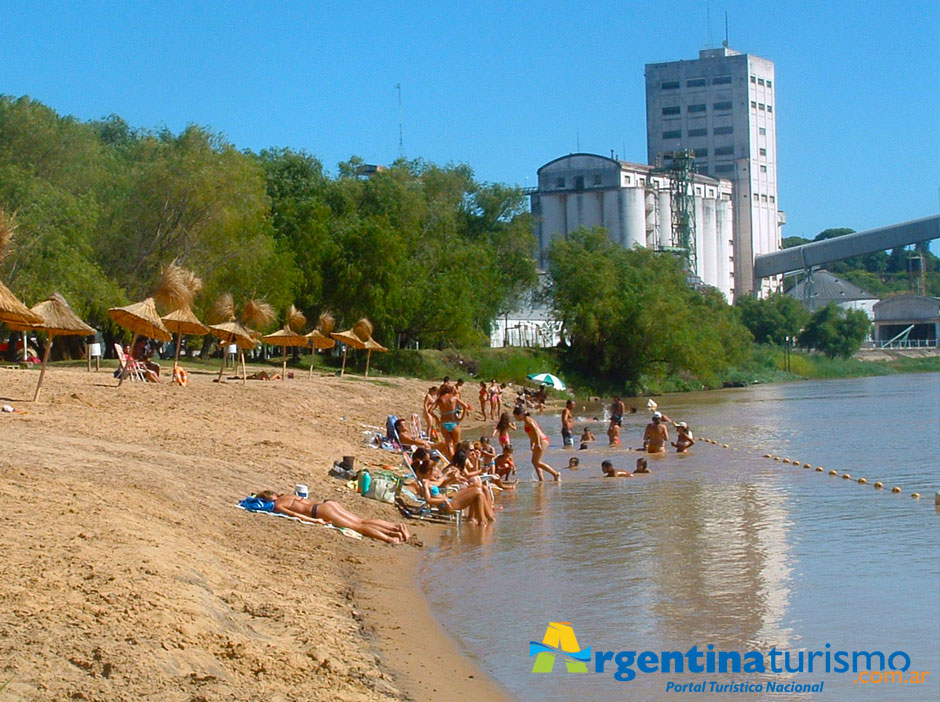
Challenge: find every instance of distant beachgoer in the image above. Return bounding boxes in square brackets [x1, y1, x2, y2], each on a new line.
[489, 380, 502, 418]
[672, 422, 695, 453]
[534, 384, 548, 413]
[634, 457, 651, 474]
[579, 427, 595, 450]
[607, 421, 621, 447]
[422, 386, 438, 437]
[493, 412, 516, 450]
[260, 491, 410, 544]
[494, 444, 516, 481]
[643, 412, 669, 453]
[568, 456, 580, 470]
[561, 400, 575, 448]
[610, 397, 625, 427]
[479, 436, 497, 473]
[512, 406, 560, 482]
[432, 385, 471, 457]
[601, 460, 632, 478]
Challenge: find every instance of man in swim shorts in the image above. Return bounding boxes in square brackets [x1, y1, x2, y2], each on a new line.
[561, 399, 575, 447]
[642, 412, 669, 453]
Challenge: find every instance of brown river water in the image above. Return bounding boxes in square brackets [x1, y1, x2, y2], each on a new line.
[420, 373, 940, 701]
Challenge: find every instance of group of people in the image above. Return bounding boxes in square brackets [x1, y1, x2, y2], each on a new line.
[599, 397, 695, 454]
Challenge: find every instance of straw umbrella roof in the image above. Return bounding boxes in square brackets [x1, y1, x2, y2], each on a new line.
[209, 321, 258, 350]
[108, 298, 172, 342]
[162, 306, 209, 336]
[306, 329, 335, 349]
[363, 337, 388, 353]
[9, 293, 94, 336]
[0, 280, 43, 327]
[330, 329, 367, 350]
[262, 326, 309, 347]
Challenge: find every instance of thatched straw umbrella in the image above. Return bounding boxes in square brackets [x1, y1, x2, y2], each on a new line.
[330, 318, 373, 377]
[261, 327, 308, 380]
[0, 208, 43, 358]
[162, 306, 209, 366]
[9, 293, 94, 401]
[108, 298, 172, 386]
[362, 336, 388, 377]
[208, 321, 257, 383]
[305, 311, 335, 378]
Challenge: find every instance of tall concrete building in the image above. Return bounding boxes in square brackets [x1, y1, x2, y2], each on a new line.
[645, 46, 783, 297]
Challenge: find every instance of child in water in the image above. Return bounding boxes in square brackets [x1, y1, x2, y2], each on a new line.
[568, 456, 580, 470]
[601, 459, 632, 477]
[494, 445, 517, 482]
[607, 422, 621, 447]
[493, 412, 516, 450]
[479, 436, 497, 473]
[634, 457, 651, 474]
[579, 427, 595, 450]
[672, 422, 695, 453]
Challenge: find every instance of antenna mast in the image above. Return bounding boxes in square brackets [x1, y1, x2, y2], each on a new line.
[396, 83, 404, 158]
[723, 11, 729, 47]
[706, 0, 712, 47]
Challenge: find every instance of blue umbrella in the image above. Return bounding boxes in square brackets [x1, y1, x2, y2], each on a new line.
[527, 372, 566, 390]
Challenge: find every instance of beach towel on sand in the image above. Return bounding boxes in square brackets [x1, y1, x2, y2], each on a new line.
[236, 498, 362, 539]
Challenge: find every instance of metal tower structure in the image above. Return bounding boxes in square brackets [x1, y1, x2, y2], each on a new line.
[665, 149, 697, 273]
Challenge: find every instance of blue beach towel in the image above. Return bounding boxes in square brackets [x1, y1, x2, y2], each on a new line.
[238, 496, 275, 512]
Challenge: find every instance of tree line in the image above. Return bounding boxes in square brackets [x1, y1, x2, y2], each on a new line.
[0, 96, 537, 353]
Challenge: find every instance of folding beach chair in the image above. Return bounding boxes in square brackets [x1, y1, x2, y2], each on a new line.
[114, 343, 146, 382]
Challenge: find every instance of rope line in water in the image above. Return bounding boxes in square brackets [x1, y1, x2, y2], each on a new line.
[697, 437, 926, 503]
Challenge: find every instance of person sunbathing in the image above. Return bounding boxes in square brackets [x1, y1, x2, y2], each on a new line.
[412, 451, 495, 524]
[258, 490, 410, 544]
[394, 418, 431, 449]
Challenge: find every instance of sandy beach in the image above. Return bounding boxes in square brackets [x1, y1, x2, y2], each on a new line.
[0, 365, 509, 702]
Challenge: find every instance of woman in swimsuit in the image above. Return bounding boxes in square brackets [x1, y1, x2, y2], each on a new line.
[493, 412, 516, 450]
[422, 386, 438, 438]
[643, 413, 669, 454]
[672, 421, 695, 453]
[412, 450, 495, 524]
[607, 422, 621, 447]
[479, 436, 497, 473]
[489, 380, 502, 419]
[512, 406, 561, 482]
[478, 381, 489, 421]
[260, 491, 410, 544]
[432, 385, 471, 458]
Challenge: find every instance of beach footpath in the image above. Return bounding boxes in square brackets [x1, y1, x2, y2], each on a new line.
[0, 366, 508, 702]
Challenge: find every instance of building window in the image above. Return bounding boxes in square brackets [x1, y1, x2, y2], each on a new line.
[688, 128, 707, 137]
[758, 78, 765, 86]
[695, 186, 702, 195]
[761, 194, 768, 201]
[695, 165, 708, 175]
[713, 126, 733, 135]
[662, 130, 681, 139]
[714, 145, 734, 155]
[758, 103, 765, 111]
[575, 175, 585, 190]
[754, 193, 760, 200]
[766, 80, 772, 88]
[693, 148, 708, 157]
[750, 75, 756, 83]
[713, 101, 732, 111]
[759, 148, 767, 156]
[751, 100, 757, 108]
[686, 78, 707, 87]
[714, 164, 735, 173]
[687, 104, 707, 113]
[661, 80, 680, 90]
[759, 165, 767, 173]
[712, 75, 732, 85]
[767, 105, 773, 113]
[770, 195, 775, 202]
[759, 127, 766, 135]
[555, 178, 565, 188]
[593, 174, 602, 185]
[662, 106, 680, 115]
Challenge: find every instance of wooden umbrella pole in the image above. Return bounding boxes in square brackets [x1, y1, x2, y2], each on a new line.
[365, 349, 372, 377]
[340, 346, 348, 376]
[118, 332, 139, 387]
[174, 332, 183, 366]
[32, 335, 52, 402]
[22, 331, 27, 362]
[240, 351, 247, 384]
[309, 343, 315, 379]
[282, 346, 287, 381]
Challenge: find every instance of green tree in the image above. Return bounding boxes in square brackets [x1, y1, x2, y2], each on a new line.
[797, 303, 870, 358]
[735, 293, 809, 345]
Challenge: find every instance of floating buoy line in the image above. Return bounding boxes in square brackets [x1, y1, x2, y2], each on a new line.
[699, 436, 930, 504]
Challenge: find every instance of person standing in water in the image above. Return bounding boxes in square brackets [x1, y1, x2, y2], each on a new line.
[512, 406, 561, 482]
[672, 421, 695, 453]
[478, 381, 490, 421]
[561, 399, 575, 448]
[643, 411, 669, 453]
[432, 384, 471, 459]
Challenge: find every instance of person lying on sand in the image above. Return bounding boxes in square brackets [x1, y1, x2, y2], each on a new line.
[245, 370, 281, 381]
[258, 491, 410, 544]
[601, 460, 632, 478]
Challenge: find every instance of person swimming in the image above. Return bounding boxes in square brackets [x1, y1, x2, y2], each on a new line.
[579, 427, 595, 450]
[601, 460, 631, 478]
[568, 456, 580, 470]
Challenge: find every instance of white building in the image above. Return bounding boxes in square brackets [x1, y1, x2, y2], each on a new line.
[529, 153, 735, 302]
[645, 46, 783, 298]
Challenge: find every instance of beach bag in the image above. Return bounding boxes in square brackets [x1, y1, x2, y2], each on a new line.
[361, 469, 400, 504]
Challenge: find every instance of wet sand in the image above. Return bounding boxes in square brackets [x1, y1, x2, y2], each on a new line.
[0, 365, 509, 702]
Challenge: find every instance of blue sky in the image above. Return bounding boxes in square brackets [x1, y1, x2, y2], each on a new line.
[1, 1, 938, 248]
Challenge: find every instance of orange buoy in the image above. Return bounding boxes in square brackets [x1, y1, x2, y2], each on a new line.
[891, 486, 901, 493]
[873, 482, 884, 489]
[858, 478, 867, 484]
[842, 473, 851, 480]
[911, 492, 921, 499]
